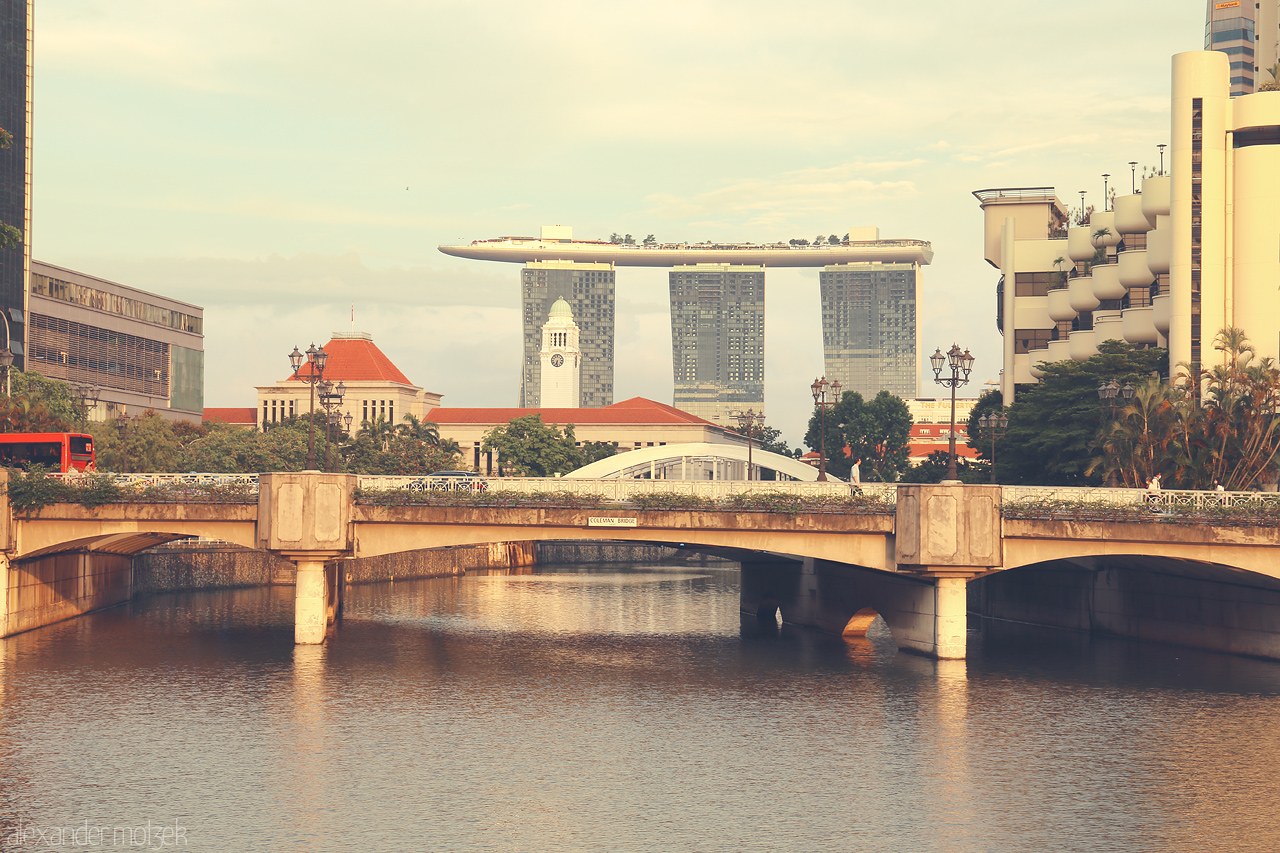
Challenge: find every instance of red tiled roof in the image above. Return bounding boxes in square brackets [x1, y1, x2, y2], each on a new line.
[283, 337, 413, 385]
[429, 397, 724, 428]
[909, 443, 980, 459]
[204, 407, 257, 425]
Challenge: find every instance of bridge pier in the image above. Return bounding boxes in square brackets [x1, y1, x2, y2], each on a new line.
[743, 484, 1001, 659]
[257, 473, 355, 645]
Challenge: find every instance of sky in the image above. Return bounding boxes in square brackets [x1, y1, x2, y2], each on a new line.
[31, 0, 1205, 448]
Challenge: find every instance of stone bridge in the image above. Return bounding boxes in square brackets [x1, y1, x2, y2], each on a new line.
[3, 472, 1280, 660]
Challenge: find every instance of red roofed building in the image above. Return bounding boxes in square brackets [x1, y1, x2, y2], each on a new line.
[254, 333, 442, 431]
[203, 407, 257, 429]
[431, 396, 747, 473]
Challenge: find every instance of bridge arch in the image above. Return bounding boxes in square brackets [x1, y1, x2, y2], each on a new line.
[566, 442, 832, 482]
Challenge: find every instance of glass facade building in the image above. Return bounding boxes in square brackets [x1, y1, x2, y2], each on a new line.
[819, 262, 920, 400]
[520, 261, 614, 408]
[668, 264, 764, 424]
[0, 0, 29, 368]
[1206, 0, 1279, 96]
[29, 262, 205, 420]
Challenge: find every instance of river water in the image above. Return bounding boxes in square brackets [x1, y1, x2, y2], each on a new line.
[2, 564, 1279, 852]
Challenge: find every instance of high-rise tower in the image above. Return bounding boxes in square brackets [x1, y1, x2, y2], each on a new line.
[538, 297, 581, 408]
[0, 1, 31, 368]
[520, 260, 614, 408]
[668, 264, 764, 423]
[819, 261, 921, 400]
[1206, 0, 1280, 95]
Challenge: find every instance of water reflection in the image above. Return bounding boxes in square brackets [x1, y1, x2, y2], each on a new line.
[0, 564, 1275, 852]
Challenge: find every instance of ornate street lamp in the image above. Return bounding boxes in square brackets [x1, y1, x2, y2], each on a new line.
[1129, 161, 1138, 194]
[977, 411, 1009, 484]
[73, 383, 100, 423]
[931, 344, 975, 483]
[1102, 173, 1110, 210]
[1097, 379, 1135, 487]
[318, 379, 347, 473]
[810, 377, 841, 482]
[733, 409, 765, 481]
[1097, 379, 1135, 415]
[289, 343, 329, 470]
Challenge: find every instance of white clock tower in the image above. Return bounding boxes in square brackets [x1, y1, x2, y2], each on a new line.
[539, 297, 582, 408]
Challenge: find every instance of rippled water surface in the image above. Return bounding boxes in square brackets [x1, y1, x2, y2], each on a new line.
[3, 564, 1280, 852]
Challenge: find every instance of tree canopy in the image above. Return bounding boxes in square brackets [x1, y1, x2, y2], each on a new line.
[995, 341, 1167, 485]
[804, 390, 912, 482]
[481, 414, 615, 477]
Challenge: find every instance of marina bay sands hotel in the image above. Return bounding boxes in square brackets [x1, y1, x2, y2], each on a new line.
[440, 226, 933, 422]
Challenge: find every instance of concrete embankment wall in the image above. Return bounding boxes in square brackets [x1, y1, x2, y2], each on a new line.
[536, 540, 738, 566]
[134, 540, 539, 595]
[134, 545, 294, 596]
[971, 561, 1280, 659]
[1, 552, 134, 638]
[341, 541, 536, 583]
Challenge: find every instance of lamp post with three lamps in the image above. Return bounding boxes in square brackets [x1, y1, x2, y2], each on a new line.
[1097, 379, 1135, 486]
[288, 344, 328, 471]
[810, 377, 841, 482]
[318, 379, 348, 473]
[976, 411, 1008, 484]
[733, 408, 765, 481]
[930, 344, 975, 483]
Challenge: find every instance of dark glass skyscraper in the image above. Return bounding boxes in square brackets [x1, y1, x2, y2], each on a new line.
[819, 263, 920, 400]
[668, 264, 764, 423]
[519, 261, 614, 408]
[0, 0, 29, 368]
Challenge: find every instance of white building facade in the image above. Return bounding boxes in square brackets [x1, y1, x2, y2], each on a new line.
[976, 50, 1280, 402]
[539, 297, 582, 408]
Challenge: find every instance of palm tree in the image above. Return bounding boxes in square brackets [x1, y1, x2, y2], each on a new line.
[358, 414, 395, 451]
[1089, 378, 1178, 487]
[397, 413, 441, 446]
[1261, 62, 1280, 92]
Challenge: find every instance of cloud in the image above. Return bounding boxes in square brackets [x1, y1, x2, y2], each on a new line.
[641, 161, 922, 226]
[62, 253, 516, 310]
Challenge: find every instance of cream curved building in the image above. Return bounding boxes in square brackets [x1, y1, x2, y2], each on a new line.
[976, 50, 1280, 402]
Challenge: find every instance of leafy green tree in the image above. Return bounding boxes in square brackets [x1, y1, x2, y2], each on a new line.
[579, 440, 617, 466]
[900, 450, 984, 484]
[965, 389, 1004, 465]
[481, 414, 591, 477]
[727, 421, 799, 459]
[2, 370, 82, 431]
[828, 234, 840, 245]
[997, 340, 1167, 485]
[179, 421, 309, 473]
[804, 390, 912, 482]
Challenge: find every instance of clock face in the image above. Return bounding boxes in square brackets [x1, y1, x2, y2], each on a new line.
[551, 353, 564, 368]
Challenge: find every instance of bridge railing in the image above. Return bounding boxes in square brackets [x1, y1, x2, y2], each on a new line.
[1003, 485, 1280, 520]
[356, 475, 893, 504]
[51, 472, 262, 490]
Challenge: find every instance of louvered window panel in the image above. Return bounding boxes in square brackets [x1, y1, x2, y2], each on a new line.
[28, 313, 170, 399]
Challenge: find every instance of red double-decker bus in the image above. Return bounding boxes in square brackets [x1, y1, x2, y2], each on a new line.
[0, 433, 96, 472]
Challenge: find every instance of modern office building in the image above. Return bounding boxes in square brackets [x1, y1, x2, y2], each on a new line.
[1205, 0, 1279, 95]
[975, 50, 1280, 404]
[520, 259, 614, 409]
[29, 261, 205, 421]
[0, 1, 30, 369]
[441, 225, 933, 418]
[668, 264, 764, 424]
[819, 260, 921, 399]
